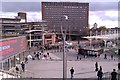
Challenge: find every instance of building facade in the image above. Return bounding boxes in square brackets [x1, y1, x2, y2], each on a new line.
[0, 18, 21, 38]
[42, 2, 89, 35]
[0, 36, 27, 70]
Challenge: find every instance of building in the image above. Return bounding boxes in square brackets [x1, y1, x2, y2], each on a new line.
[0, 12, 56, 47]
[108, 27, 120, 34]
[42, 2, 89, 35]
[21, 22, 56, 47]
[18, 12, 27, 22]
[0, 36, 27, 70]
[0, 18, 21, 38]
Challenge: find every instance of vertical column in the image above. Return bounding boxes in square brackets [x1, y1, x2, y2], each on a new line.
[29, 33, 32, 48]
[63, 34, 67, 79]
[9, 58, 11, 69]
[8, 59, 10, 70]
[13, 56, 16, 67]
[42, 33, 44, 51]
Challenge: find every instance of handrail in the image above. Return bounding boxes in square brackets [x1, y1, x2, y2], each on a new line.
[0, 69, 22, 78]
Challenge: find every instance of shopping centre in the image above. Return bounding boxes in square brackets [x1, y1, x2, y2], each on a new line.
[0, 36, 27, 70]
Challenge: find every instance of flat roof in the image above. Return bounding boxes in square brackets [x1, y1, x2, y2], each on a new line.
[83, 33, 119, 40]
[0, 36, 26, 42]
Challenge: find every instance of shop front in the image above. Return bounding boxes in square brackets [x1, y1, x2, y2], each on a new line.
[0, 36, 27, 70]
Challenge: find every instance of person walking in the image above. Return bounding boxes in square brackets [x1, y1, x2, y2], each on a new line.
[111, 69, 117, 80]
[77, 55, 78, 60]
[111, 55, 113, 60]
[97, 69, 103, 80]
[104, 54, 107, 59]
[25, 57, 28, 63]
[36, 53, 40, 60]
[99, 66, 102, 71]
[118, 63, 120, 70]
[95, 62, 98, 71]
[21, 62, 25, 72]
[70, 67, 74, 79]
[15, 66, 19, 73]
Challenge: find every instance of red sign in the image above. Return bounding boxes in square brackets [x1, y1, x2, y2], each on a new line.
[0, 36, 27, 60]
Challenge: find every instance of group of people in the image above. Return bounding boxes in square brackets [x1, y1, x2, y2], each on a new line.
[104, 54, 114, 60]
[15, 51, 47, 73]
[95, 62, 118, 80]
[69, 62, 118, 80]
[15, 61, 25, 73]
[24, 51, 51, 62]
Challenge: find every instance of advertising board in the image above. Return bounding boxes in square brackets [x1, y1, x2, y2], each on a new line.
[0, 36, 27, 60]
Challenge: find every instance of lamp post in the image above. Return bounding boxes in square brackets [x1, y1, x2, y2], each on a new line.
[90, 31, 92, 48]
[41, 24, 45, 52]
[62, 15, 68, 79]
[29, 25, 32, 48]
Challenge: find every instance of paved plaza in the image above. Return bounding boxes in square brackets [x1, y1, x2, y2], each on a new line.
[20, 49, 118, 79]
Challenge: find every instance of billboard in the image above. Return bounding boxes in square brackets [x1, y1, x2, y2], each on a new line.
[0, 36, 27, 60]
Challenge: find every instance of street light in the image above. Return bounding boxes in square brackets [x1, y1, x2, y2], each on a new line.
[62, 15, 68, 79]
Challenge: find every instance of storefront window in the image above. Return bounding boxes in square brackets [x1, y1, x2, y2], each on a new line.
[10, 56, 15, 68]
[3, 59, 9, 70]
[16, 54, 20, 64]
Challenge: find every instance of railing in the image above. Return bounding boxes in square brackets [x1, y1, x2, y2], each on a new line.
[0, 69, 41, 79]
[103, 72, 111, 80]
[0, 69, 21, 79]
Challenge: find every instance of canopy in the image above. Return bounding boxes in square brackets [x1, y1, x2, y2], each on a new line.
[82, 33, 119, 40]
[25, 30, 43, 33]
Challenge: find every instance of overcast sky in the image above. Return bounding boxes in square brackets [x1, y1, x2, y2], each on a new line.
[0, 0, 119, 28]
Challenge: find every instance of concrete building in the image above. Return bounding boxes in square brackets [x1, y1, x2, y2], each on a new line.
[0, 18, 21, 38]
[0, 36, 27, 70]
[42, 2, 89, 35]
[21, 22, 56, 47]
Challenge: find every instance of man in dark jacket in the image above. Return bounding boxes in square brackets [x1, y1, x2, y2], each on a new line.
[21, 62, 25, 72]
[95, 62, 98, 71]
[70, 67, 74, 79]
[111, 69, 117, 80]
[97, 69, 103, 80]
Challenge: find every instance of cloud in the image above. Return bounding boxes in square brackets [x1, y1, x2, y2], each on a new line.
[0, 1, 118, 28]
[0, 11, 42, 22]
[89, 11, 118, 28]
[90, 2, 118, 11]
[27, 12, 42, 22]
[1, 2, 41, 12]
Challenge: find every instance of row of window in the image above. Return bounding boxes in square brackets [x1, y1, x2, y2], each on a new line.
[2, 21, 20, 23]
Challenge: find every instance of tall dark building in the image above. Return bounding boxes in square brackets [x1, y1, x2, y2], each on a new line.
[42, 2, 89, 35]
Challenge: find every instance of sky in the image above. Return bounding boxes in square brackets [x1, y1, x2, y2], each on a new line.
[0, 0, 119, 28]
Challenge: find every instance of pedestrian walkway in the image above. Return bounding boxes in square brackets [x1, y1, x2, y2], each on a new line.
[49, 53, 62, 60]
[21, 60, 118, 78]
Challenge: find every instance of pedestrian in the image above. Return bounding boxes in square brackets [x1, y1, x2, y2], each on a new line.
[97, 69, 103, 80]
[77, 55, 78, 60]
[25, 57, 28, 63]
[15, 66, 19, 73]
[95, 62, 98, 71]
[111, 55, 113, 60]
[27, 54, 32, 60]
[104, 54, 107, 59]
[39, 52, 41, 56]
[36, 53, 40, 60]
[99, 66, 102, 71]
[111, 69, 117, 80]
[70, 67, 74, 79]
[47, 52, 49, 57]
[80, 57, 81, 60]
[21, 62, 25, 72]
[118, 63, 120, 70]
